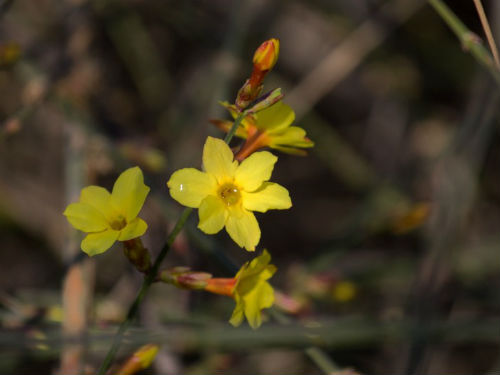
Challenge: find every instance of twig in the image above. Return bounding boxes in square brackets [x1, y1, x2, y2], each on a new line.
[472, 0, 500, 69]
[96, 111, 247, 375]
[428, 0, 500, 85]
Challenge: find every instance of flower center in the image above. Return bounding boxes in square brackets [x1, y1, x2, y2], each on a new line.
[110, 215, 127, 230]
[218, 183, 241, 206]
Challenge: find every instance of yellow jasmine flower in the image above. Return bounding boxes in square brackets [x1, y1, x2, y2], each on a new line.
[204, 250, 276, 329]
[167, 137, 291, 251]
[63, 167, 150, 256]
[211, 100, 314, 159]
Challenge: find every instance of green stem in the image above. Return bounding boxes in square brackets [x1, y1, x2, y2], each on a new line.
[428, 0, 500, 85]
[97, 111, 247, 375]
[305, 347, 340, 374]
[224, 110, 247, 143]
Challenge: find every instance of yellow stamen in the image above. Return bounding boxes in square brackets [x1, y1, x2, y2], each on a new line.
[110, 215, 127, 230]
[218, 183, 241, 206]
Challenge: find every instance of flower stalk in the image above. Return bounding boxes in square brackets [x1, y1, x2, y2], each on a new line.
[97, 111, 248, 375]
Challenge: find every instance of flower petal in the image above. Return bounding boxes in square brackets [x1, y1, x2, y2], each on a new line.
[243, 281, 274, 329]
[202, 137, 237, 183]
[63, 202, 109, 232]
[80, 186, 117, 221]
[269, 126, 314, 148]
[111, 167, 150, 222]
[236, 249, 276, 287]
[242, 182, 292, 212]
[118, 217, 148, 241]
[255, 101, 294, 133]
[81, 229, 120, 256]
[235, 151, 277, 192]
[167, 168, 217, 208]
[229, 295, 245, 327]
[198, 195, 228, 234]
[225, 208, 260, 251]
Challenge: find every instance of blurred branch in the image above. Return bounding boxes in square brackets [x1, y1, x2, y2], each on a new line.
[428, 0, 500, 85]
[472, 0, 500, 69]
[17, 318, 500, 353]
[287, 0, 425, 118]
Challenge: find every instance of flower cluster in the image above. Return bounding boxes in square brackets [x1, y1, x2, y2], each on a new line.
[63, 38, 314, 330]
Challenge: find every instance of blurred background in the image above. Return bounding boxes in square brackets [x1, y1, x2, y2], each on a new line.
[1, 0, 500, 374]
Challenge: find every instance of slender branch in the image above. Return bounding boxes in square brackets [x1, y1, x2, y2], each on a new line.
[305, 347, 341, 374]
[428, 0, 500, 85]
[472, 0, 500, 69]
[97, 112, 247, 375]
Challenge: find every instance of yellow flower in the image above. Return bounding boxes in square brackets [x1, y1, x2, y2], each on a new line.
[63, 167, 150, 256]
[167, 137, 291, 251]
[230, 250, 276, 329]
[212, 100, 314, 159]
[204, 250, 276, 329]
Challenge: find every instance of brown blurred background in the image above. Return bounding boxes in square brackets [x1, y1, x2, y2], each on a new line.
[1, 0, 500, 374]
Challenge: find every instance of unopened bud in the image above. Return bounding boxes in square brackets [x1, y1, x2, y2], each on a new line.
[235, 79, 262, 110]
[253, 38, 280, 72]
[123, 238, 151, 273]
[159, 268, 212, 290]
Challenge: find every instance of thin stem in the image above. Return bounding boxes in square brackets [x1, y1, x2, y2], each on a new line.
[305, 347, 341, 375]
[472, 0, 500, 69]
[428, 0, 500, 85]
[97, 111, 247, 375]
[224, 110, 247, 143]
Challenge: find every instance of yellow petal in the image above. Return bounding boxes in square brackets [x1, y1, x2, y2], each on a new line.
[118, 217, 148, 241]
[242, 182, 292, 212]
[235, 151, 277, 192]
[225, 208, 260, 251]
[111, 167, 150, 222]
[236, 249, 276, 284]
[80, 186, 117, 221]
[229, 295, 245, 327]
[243, 281, 274, 329]
[81, 229, 120, 256]
[198, 195, 228, 234]
[236, 250, 276, 295]
[269, 126, 314, 148]
[255, 101, 294, 133]
[202, 137, 237, 183]
[63, 202, 108, 232]
[167, 168, 217, 208]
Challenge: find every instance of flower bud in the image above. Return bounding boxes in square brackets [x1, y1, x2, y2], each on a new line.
[159, 267, 212, 290]
[253, 38, 280, 72]
[123, 238, 151, 273]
